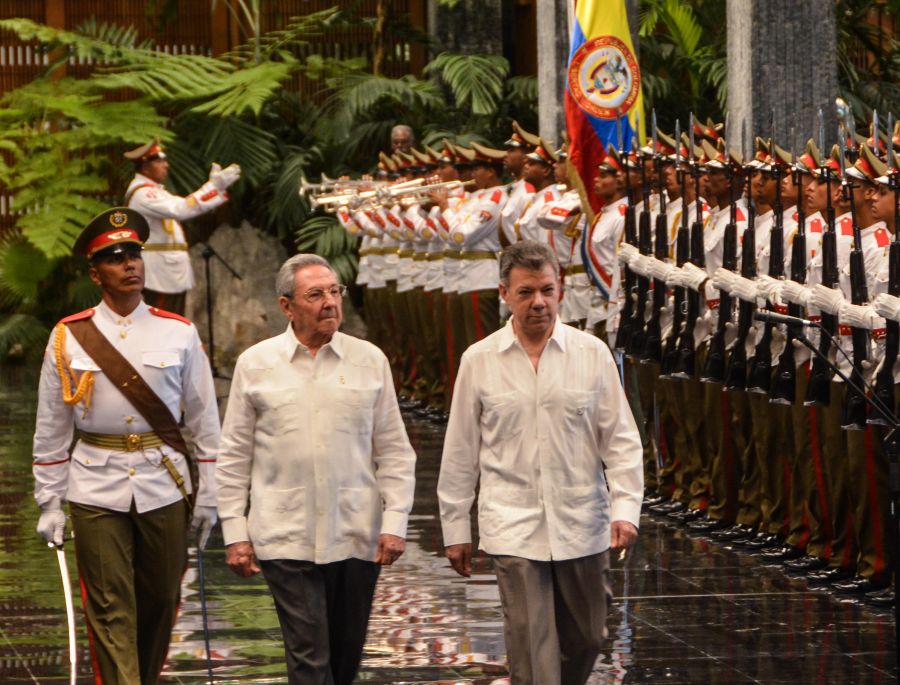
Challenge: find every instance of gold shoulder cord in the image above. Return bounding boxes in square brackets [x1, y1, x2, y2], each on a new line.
[54, 323, 93, 418]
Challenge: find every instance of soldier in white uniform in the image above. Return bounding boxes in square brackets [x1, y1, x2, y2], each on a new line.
[124, 139, 241, 315]
[33, 208, 220, 684]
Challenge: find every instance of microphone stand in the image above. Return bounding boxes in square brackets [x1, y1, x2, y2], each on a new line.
[200, 242, 242, 380]
[790, 325, 900, 680]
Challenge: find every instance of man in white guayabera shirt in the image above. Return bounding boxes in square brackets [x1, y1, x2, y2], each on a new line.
[438, 240, 643, 685]
[216, 254, 416, 685]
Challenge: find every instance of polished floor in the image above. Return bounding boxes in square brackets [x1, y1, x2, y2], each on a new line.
[0, 367, 896, 684]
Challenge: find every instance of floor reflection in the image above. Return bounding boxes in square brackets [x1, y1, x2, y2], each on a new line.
[0, 367, 895, 683]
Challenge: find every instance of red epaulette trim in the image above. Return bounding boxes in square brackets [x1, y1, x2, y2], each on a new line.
[59, 308, 95, 324]
[544, 190, 556, 202]
[810, 218, 823, 233]
[792, 211, 799, 222]
[551, 206, 571, 217]
[149, 307, 192, 325]
[735, 208, 746, 222]
[491, 190, 504, 204]
[524, 182, 536, 193]
[199, 189, 219, 202]
[840, 217, 854, 236]
[387, 213, 401, 227]
[618, 204, 627, 216]
[875, 227, 890, 247]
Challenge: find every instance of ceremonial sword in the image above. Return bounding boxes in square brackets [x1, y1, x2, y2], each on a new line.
[51, 541, 77, 685]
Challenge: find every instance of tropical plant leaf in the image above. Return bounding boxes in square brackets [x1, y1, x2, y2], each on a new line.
[425, 52, 509, 116]
[0, 313, 50, 362]
[191, 60, 296, 117]
[0, 240, 54, 303]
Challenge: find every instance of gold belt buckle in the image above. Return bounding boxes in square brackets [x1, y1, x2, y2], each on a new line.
[125, 433, 141, 451]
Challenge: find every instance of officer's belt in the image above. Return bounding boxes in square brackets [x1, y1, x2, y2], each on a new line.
[458, 251, 497, 260]
[143, 243, 189, 252]
[443, 250, 462, 259]
[397, 249, 415, 258]
[425, 252, 444, 261]
[412, 252, 428, 261]
[80, 430, 164, 451]
[358, 247, 372, 256]
[563, 264, 586, 276]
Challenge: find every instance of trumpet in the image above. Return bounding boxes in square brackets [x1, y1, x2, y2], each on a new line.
[311, 178, 425, 210]
[381, 179, 475, 202]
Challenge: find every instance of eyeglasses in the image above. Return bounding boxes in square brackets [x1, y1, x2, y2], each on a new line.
[300, 284, 347, 303]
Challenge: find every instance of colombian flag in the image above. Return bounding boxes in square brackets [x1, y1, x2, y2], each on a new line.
[565, 0, 644, 219]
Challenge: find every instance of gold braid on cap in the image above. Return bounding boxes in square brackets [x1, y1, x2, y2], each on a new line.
[53, 324, 93, 418]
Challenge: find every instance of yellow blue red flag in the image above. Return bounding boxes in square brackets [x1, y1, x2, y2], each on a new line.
[565, 0, 644, 219]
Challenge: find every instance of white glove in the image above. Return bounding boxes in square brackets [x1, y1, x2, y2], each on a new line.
[731, 275, 759, 303]
[711, 267, 738, 293]
[619, 242, 639, 265]
[781, 280, 812, 307]
[191, 506, 218, 550]
[649, 257, 676, 282]
[37, 497, 66, 546]
[756, 275, 783, 304]
[630, 254, 654, 277]
[681, 262, 708, 291]
[809, 284, 845, 315]
[209, 162, 242, 191]
[665, 266, 686, 288]
[838, 301, 879, 330]
[873, 292, 900, 322]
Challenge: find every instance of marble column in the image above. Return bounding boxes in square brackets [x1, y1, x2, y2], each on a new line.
[727, 0, 838, 155]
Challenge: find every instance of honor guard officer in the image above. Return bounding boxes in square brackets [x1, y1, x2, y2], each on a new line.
[125, 138, 241, 315]
[33, 208, 220, 684]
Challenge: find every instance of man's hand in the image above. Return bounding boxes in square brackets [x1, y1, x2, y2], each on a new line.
[445, 542, 472, 578]
[209, 162, 242, 191]
[225, 540, 261, 577]
[610, 520, 638, 551]
[190, 505, 218, 551]
[375, 534, 406, 566]
[37, 497, 66, 546]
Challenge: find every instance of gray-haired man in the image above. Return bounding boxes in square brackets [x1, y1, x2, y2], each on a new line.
[217, 254, 417, 685]
[438, 241, 643, 684]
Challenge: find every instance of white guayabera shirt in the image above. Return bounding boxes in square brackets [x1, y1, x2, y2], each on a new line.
[438, 317, 643, 561]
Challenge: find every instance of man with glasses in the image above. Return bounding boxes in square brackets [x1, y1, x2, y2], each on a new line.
[32, 207, 220, 684]
[217, 253, 416, 685]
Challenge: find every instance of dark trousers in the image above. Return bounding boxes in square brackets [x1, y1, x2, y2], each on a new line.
[260, 557, 381, 685]
[142, 288, 186, 316]
[70, 500, 187, 685]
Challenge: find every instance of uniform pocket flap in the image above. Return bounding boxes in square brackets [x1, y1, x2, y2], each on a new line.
[142, 350, 182, 369]
[70, 356, 101, 372]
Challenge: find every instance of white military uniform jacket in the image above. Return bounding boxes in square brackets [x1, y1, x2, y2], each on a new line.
[448, 186, 509, 294]
[33, 300, 220, 513]
[126, 173, 229, 293]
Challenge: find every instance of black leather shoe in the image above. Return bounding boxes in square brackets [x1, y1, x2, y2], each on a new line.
[805, 566, 855, 585]
[832, 576, 890, 595]
[742, 533, 781, 549]
[667, 508, 705, 523]
[783, 555, 828, 574]
[649, 500, 685, 515]
[643, 493, 667, 507]
[865, 587, 895, 607]
[686, 517, 730, 533]
[757, 545, 804, 562]
[710, 524, 755, 542]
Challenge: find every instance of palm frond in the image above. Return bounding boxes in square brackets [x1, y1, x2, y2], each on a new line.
[0, 313, 50, 362]
[0, 239, 54, 303]
[425, 52, 509, 116]
[191, 60, 296, 117]
[660, 0, 702, 59]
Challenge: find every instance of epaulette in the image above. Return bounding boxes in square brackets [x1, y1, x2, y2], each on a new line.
[544, 190, 555, 202]
[735, 207, 746, 222]
[875, 226, 890, 247]
[810, 218, 823, 233]
[792, 211, 799, 222]
[524, 182, 536, 193]
[149, 307, 192, 325]
[840, 216, 854, 237]
[490, 190, 504, 204]
[59, 308, 95, 324]
[618, 204, 627, 216]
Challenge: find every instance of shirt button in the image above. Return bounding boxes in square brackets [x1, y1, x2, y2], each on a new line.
[120, 331, 127, 339]
[160, 361, 166, 367]
[85, 458, 91, 465]
[128, 468, 136, 476]
[125, 416, 134, 423]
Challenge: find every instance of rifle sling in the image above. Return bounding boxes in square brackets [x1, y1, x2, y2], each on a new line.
[65, 317, 197, 510]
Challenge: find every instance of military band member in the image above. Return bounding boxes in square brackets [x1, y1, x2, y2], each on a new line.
[33, 208, 219, 684]
[125, 138, 241, 315]
[513, 139, 561, 242]
[499, 121, 540, 245]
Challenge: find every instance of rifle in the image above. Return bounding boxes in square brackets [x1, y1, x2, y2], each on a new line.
[771, 136, 806, 404]
[672, 114, 704, 379]
[642, 114, 668, 364]
[627, 125, 654, 358]
[725, 156, 758, 390]
[662, 120, 687, 376]
[805, 111, 839, 407]
[616, 115, 638, 352]
[840, 126, 870, 429]
[701, 140, 738, 383]
[872, 113, 900, 425]
[748, 120, 786, 393]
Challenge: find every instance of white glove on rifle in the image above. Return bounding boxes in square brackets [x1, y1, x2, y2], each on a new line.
[838, 301, 879, 330]
[618, 242, 639, 266]
[756, 274, 784, 304]
[209, 162, 242, 191]
[711, 267, 738, 293]
[873, 292, 900, 322]
[731, 275, 759, 303]
[808, 284, 845, 316]
[191, 506, 218, 551]
[680, 262, 708, 291]
[781, 280, 812, 307]
[37, 497, 66, 547]
[649, 257, 676, 282]
[665, 266, 687, 288]
[629, 254, 654, 277]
